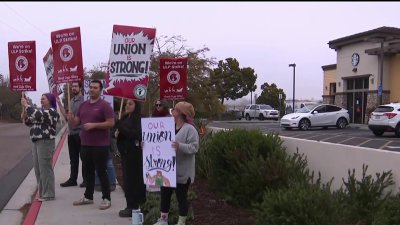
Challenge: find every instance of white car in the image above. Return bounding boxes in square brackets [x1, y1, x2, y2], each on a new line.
[368, 103, 400, 137]
[280, 104, 349, 130]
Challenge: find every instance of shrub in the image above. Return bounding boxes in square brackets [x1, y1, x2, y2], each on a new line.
[255, 176, 340, 225]
[372, 194, 400, 225]
[336, 164, 394, 225]
[197, 129, 311, 208]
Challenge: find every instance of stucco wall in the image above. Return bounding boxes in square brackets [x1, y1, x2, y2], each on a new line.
[336, 42, 390, 92]
[282, 136, 400, 192]
[389, 54, 400, 103]
[323, 69, 336, 96]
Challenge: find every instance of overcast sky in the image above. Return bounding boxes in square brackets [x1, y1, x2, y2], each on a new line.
[1, 2, 400, 105]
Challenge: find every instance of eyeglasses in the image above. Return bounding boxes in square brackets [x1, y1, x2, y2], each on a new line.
[155, 104, 161, 107]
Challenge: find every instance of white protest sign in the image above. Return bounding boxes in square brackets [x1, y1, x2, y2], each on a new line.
[142, 117, 176, 188]
[84, 79, 113, 109]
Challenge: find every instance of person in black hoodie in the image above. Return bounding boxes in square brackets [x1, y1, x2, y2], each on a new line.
[115, 99, 146, 217]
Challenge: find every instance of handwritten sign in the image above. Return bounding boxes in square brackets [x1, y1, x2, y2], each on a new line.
[142, 117, 176, 187]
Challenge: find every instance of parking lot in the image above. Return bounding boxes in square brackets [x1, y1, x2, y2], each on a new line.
[207, 120, 400, 151]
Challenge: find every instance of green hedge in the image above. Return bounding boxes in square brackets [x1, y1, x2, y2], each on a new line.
[197, 129, 311, 208]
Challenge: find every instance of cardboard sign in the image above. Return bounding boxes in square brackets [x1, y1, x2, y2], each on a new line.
[142, 117, 176, 187]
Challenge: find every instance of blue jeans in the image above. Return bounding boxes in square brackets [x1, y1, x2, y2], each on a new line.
[95, 157, 116, 186]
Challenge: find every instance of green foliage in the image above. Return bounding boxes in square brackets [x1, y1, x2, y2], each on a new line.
[210, 58, 257, 104]
[197, 129, 310, 208]
[142, 191, 195, 225]
[0, 86, 23, 122]
[336, 164, 394, 225]
[372, 194, 400, 225]
[145, 35, 221, 118]
[257, 82, 286, 112]
[196, 129, 214, 179]
[255, 178, 341, 225]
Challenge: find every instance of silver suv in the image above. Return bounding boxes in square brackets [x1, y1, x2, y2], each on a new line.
[368, 103, 400, 137]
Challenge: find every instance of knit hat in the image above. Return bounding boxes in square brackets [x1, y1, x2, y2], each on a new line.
[175, 101, 195, 118]
[43, 93, 57, 109]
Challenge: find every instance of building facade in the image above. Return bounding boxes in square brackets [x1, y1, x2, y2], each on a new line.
[322, 27, 400, 124]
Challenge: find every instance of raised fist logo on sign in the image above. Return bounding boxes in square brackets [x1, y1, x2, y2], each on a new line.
[15, 56, 28, 72]
[167, 71, 180, 84]
[60, 44, 73, 62]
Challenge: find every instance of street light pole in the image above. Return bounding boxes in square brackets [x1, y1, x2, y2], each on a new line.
[378, 41, 384, 105]
[289, 63, 296, 112]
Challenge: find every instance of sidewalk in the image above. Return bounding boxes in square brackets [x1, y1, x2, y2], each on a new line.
[0, 125, 133, 225]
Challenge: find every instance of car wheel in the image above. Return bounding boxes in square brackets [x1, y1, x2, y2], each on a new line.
[373, 130, 384, 136]
[336, 117, 347, 129]
[246, 114, 251, 121]
[259, 114, 264, 121]
[298, 119, 310, 131]
[395, 124, 400, 137]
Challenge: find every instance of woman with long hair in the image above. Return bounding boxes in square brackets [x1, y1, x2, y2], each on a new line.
[115, 99, 146, 217]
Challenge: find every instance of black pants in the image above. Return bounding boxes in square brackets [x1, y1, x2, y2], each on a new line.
[81, 146, 110, 200]
[121, 148, 146, 209]
[160, 178, 191, 216]
[67, 134, 84, 182]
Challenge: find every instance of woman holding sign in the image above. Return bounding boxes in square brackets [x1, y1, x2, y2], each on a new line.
[114, 99, 146, 217]
[21, 93, 60, 201]
[154, 101, 199, 225]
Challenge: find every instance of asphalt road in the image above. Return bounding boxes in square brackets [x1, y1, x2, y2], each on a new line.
[0, 121, 32, 211]
[208, 120, 400, 151]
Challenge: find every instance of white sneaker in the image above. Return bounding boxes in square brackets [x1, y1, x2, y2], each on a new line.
[73, 197, 93, 206]
[99, 199, 111, 210]
[153, 218, 168, 225]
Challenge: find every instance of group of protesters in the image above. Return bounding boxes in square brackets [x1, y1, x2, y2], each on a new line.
[20, 79, 199, 225]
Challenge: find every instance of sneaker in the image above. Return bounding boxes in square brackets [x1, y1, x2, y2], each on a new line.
[153, 218, 168, 225]
[99, 199, 111, 210]
[37, 197, 55, 202]
[60, 179, 77, 187]
[79, 182, 86, 188]
[118, 208, 132, 217]
[73, 197, 93, 206]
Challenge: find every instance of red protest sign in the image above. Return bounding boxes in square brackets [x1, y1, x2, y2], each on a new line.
[104, 25, 156, 101]
[8, 41, 36, 91]
[51, 27, 83, 84]
[160, 58, 188, 101]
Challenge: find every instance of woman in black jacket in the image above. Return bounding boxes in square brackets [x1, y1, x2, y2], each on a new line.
[115, 99, 146, 217]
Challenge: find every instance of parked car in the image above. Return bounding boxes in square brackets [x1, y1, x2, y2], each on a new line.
[226, 109, 243, 120]
[280, 104, 349, 130]
[368, 103, 400, 137]
[244, 104, 280, 121]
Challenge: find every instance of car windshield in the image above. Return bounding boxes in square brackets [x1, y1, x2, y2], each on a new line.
[260, 105, 273, 110]
[296, 104, 317, 113]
